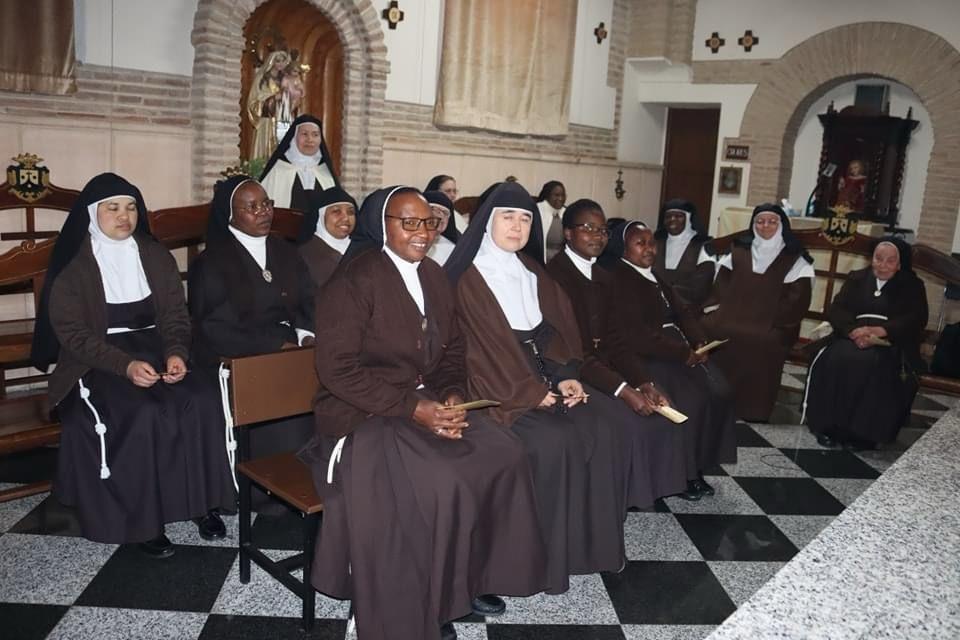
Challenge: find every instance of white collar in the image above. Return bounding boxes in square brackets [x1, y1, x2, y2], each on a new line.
[474, 209, 543, 330]
[228, 224, 267, 270]
[564, 245, 595, 281]
[314, 202, 353, 255]
[751, 227, 786, 274]
[87, 197, 151, 304]
[621, 258, 658, 283]
[283, 124, 325, 190]
[663, 210, 698, 270]
[876, 277, 889, 291]
[383, 244, 425, 314]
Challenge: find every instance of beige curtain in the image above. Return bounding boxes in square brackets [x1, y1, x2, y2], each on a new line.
[0, 0, 77, 94]
[434, 0, 577, 136]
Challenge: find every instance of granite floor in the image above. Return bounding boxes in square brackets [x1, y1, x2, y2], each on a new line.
[0, 366, 953, 640]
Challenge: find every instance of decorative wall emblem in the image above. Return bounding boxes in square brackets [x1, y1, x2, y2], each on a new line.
[6, 154, 51, 203]
[615, 169, 625, 200]
[705, 32, 725, 54]
[820, 210, 859, 246]
[738, 30, 759, 52]
[382, 1, 405, 30]
[594, 22, 608, 45]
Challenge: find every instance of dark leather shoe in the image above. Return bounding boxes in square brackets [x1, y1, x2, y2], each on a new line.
[471, 594, 506, 616]
[678, 481, 702, 501]
[440, 622, 457, 640]
[139, 533, 174, 559]
[194, 511, 226, 541]
[694, 477, 715, 496]
[816, 432, 839, 448]
[842, 438, 875, 452]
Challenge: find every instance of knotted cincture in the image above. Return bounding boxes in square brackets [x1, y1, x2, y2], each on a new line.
[327, 435, 347, 484]
[218, 363, 239, 492]
[800, 345, 829, 425]
[78, 378, 111, 479]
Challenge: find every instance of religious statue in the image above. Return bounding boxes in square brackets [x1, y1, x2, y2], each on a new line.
[832, 159, 868, 213]
[246, 49, 309, 160]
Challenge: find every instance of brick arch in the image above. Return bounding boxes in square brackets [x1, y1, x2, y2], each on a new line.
[732, 22, 960, 248]
[190, 0, 388, 201]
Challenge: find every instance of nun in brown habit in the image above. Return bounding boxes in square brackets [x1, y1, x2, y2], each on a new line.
[31, 173, 233, 556]
[603, 221, 738, 497]
[296, 186, 357, 288]
[702, 204, 814, 422]
[301, 186, 546, 640]
[803, 237, 927, 450]
[445, 182, 627, 595]
[546, 199, 688, 505]
[654, 199, 716, 307]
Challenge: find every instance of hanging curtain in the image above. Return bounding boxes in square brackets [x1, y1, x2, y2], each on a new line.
[0, 0, 77, 94]
[434, 0, 577, 136]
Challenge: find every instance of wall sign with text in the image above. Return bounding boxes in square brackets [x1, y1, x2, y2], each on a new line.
[725, 144, 750, 160]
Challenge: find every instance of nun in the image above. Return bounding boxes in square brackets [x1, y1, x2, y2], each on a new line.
[446, 181, 626, 594]
[296, 186, 357, 288]
[535, 180, 567, 262]
[702, 204, 814, 422]
[425, 174, 467, 233]
[259, 114, 339, 212]
[654, 199, 716, 306]
[602, 221, 738, 498]
[188, 175, 317, 508]
[424, 190, 459, 265]
[804, 237, 927, 450]
[546, 199, 689, 505]
[31, 173, 233, 557]
[302, 186, 546, 640]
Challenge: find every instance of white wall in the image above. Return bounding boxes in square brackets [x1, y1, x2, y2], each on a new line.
[74, 0, 197, 76]
[693, 0, 960, 61]
[788, 80, 932, 234]
[377, 0, 443, 105]
[568, 0, 616, 129]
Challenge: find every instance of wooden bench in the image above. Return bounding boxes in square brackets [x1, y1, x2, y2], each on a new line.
[220, 346, 323, 630]
[711, 225, 960, 395]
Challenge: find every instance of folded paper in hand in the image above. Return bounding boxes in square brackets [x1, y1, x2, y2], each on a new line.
[654, 405, 689, 424]
[694, 339, 728, 356]
[448, 399, 501, 411]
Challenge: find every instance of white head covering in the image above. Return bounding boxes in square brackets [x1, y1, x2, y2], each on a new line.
[315, 201, 354, 255]
[379, 186, 426, 315]
[663, 209, 699, 270]
[87, 196, 151, 304]
[750, 215, 787, 275]
[283, 122, 324, 191]
[474, 207, 543, 330]
[620, 221, 658, 283]
[225, 178, 268, 270]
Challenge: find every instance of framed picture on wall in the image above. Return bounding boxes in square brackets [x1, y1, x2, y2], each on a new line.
[718, 166, 742, 195]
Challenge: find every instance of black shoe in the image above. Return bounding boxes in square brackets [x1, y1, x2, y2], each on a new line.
[694, 476, 715, 497]
[440, 622, 457, 640]
[816, 432, 839, 448]
[842, 438, 875, 452]
[471, 594, 506, 616]
[139, 533, 175, 559]
[678, 481, 702, 501]
[194, 511, 226, 541]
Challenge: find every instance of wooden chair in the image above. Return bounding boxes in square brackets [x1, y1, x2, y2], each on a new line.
[219, 346, 323, 630]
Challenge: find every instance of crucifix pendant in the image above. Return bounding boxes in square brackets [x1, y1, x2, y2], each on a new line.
[262, 269, 273, 283]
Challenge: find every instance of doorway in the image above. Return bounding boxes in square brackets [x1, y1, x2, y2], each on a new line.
[660, 107, 721, 221]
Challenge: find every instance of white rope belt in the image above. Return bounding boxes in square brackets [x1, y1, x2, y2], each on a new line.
[856, 314, 889, 321]
[327, 435, 347, 484]
[217, 364, 239, 492]
[801, 345, 828, 425]
[78, 377, 111, 480]
[662, 322, 678, 329]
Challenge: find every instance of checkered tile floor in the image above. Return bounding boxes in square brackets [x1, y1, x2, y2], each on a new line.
[1, 366, 954, 640]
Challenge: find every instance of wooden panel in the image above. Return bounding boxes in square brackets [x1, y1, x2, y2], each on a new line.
[224, 347, 317, 426]
[237, 452, 322, 513]
[661, 108, 721, 221]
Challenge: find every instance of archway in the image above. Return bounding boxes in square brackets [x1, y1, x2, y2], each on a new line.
[725, 23, 960, 249]
[190, 0, 389, 200]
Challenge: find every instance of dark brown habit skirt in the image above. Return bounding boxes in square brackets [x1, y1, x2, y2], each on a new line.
[308, 416, 547, 640]
[511, 393, 626, 594]
[641, 350, 738, 477]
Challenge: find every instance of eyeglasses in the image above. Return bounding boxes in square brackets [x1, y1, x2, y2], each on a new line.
[384, 214, 443, 231]
[570, 223, 610, 237]
[235, 199, 274, 216]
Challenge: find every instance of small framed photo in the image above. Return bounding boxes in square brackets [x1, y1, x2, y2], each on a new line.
[718, 166, 742, 195]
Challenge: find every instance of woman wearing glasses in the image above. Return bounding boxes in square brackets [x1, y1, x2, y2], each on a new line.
[302, 186, 546, 640]
[701, 204, 814, 422]
[188, 175, 317, 509]
[445, 182, 627, 596]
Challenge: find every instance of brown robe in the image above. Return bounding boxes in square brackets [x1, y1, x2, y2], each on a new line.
[298, 235, 342, 289]
[306, 250, 546, 639]
[455, 254, 626, 593]
[654, 237, 715, 307]
[547, 250, 687, 505]
[702, 245, 812, 421]
[603, 260, 738, 475]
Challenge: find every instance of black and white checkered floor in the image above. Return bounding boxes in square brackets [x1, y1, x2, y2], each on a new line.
[2, 365, 954, 640]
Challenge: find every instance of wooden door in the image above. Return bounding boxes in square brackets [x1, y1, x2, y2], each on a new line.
[660, 108, 720, 221]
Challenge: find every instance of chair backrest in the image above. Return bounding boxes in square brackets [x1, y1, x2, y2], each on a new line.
[0, 155, 79, 243]
[222, 347, 317, 427]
